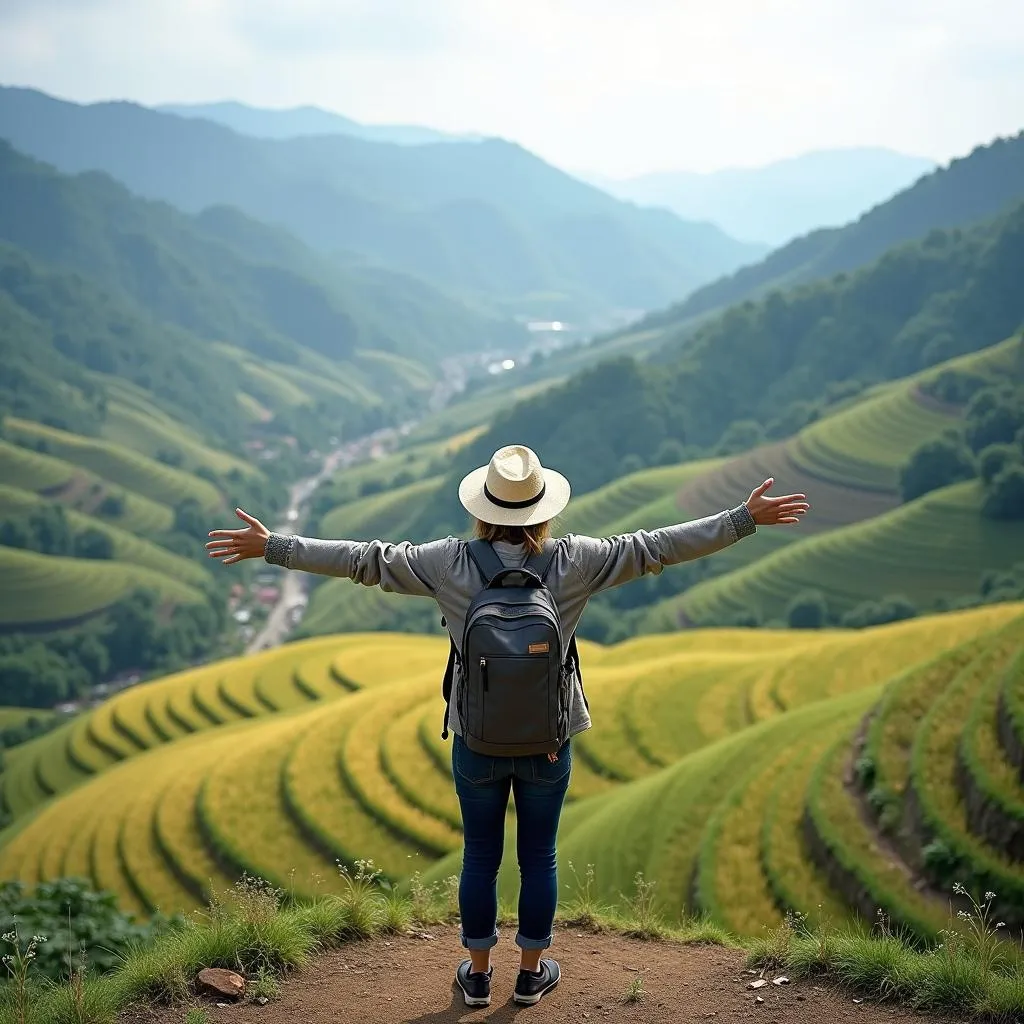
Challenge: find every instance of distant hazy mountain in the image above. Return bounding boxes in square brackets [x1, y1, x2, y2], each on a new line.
[158, 100, 477, 146]
[0, 88, 765, 321]
[593, 148, 937, 245]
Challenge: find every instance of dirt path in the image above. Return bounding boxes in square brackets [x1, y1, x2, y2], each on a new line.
[136, 924, 948, 1024]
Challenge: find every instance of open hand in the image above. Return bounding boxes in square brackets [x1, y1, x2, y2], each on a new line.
[206, 508, 270, 564]
[745, 479, 810, 526]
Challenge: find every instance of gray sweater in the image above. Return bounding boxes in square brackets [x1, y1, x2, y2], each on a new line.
[264, 504, 756, 738]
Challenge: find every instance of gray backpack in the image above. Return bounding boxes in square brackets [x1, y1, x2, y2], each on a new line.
[441, 538, 583, 757]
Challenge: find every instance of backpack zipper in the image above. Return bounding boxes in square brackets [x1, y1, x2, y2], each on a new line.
[479, 657, 489, 690]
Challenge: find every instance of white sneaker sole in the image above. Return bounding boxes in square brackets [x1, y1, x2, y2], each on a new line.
[461, 993, 491, 1007]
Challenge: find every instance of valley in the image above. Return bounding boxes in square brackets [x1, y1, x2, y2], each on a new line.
[0, 76, 1022, 1023]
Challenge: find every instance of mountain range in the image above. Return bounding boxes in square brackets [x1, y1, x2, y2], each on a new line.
[158, 100, 478, 146]
[591, 148, 937, 245]
[409, 130, 1024, 535]
[0, 88, 764, 323]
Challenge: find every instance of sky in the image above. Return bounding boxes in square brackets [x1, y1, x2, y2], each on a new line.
[2, 0, 1023, 178]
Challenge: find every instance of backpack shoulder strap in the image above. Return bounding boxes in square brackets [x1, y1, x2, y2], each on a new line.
[524, 537, 559, 582]
[465, 539, 506, 584]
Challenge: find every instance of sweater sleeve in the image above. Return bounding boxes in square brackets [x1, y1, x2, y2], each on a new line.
[568, 505, 756, 595]
[264, 534, 459, 598]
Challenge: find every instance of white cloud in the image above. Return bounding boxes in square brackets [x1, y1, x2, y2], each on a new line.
[1, 0, 1022, 175]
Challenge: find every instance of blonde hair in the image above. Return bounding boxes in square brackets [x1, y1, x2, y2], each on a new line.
[473, 519, 551, 556]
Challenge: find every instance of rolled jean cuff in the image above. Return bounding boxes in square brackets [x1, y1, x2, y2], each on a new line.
[461, 929, 499, 950]
[515, 931, 552, 951]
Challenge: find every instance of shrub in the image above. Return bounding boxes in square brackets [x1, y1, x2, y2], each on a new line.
[786, 590, 829, 629]
[899, 436, 976, 502]
[0, 879, 163, 981]
[978, 442, 1021, 486]
[841, 595, 919, 629]
[982, 464, 1024, 521]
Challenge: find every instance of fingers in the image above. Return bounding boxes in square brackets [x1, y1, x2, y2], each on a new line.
[205, 538, 238, 550]
[223, 553, 243, 565]
[767, 493, 808, 505]
[207, 530, 247, 540]
[749, 477, 774, 500]
[235, 507, 263, 528]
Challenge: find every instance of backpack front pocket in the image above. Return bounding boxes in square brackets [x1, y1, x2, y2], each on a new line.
[477, 655, 554, 746]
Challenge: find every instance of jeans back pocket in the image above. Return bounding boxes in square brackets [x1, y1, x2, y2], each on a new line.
[453, 736, 497, 785]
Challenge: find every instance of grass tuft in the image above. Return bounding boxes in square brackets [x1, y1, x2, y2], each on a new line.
[621, 974, 645, 1003]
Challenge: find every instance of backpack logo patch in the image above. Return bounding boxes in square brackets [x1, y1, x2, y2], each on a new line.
[528, 642, 550, 654]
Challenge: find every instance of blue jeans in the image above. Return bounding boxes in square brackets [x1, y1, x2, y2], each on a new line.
[452, 734, 571, 951]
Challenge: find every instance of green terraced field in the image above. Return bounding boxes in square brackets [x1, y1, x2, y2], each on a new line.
[0, 438, 75, 493]
[0, 484, 209, 586]
[4, 419, 223, 512]
[302, 579, 444, 638]
[669, 481, 1024, 626]
[100, 399, 258, 481]
[3, 604, 1021, 938]
[557, 459, 723, 536]
[3, 447, 177, 537]
[320, 476, 443, 540]
[0, 547, 205, 630]
[790, 338, 1020, 492]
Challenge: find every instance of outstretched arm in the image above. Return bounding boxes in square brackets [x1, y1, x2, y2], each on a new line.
[571, 478, 809, 595]
[206, 509, 457, 597]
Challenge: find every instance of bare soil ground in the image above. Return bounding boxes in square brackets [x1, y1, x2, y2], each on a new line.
[129, 924, 951, 1024]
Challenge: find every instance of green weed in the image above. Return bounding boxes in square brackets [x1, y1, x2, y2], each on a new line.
[621, 974, 645, 1004]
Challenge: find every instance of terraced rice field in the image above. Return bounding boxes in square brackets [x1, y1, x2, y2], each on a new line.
[0, 484, 209, 586]
[100, 399, 258, 481]
[0, 438, 75, 493]
[790, 337, 1020, 492]
[4, 603, 1020, 937]
[669, 481, 1024, 626]
[320, 477, 443, 541]
[301, 580, 444, 638]
[4, 418, 223, 512]
[0, 547, 205, 630]
[557, 460, 723, 537]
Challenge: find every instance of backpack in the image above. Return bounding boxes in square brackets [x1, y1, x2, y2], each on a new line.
[440, 538, 584, 757]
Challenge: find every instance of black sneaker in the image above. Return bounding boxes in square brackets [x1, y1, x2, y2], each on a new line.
[514, 958, 560, 1005]
[455, 960, 492, 1007]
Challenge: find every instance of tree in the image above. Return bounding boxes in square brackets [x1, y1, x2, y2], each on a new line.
[982, 464, 1024, 521]
[172, 498, 208, 541]
[786, 590, 829, 629]
[98, 493, 125, 517]
[715, 419, 764, 457]
[965, 387, 1024, 452]
[619, 453, 646, 476]
[978, 443, 1021, 486]
[841, 595, 918, 629]
[654, 438, 688, 466]
[900, 437, 976, 502]
[73, 527, 115, 559]
[0, 647, 80, 707]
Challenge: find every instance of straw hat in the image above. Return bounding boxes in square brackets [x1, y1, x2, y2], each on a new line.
[459, 445, 571, 526]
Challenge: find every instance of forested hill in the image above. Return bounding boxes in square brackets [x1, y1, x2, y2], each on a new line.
[635, 131, 1024, 335]
[0, 141, 516, 365]
[0, 87, 764, 320]
[411, 197, 1024, 537]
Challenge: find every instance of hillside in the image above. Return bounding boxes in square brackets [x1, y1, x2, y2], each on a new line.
[295, 338, 1019, 642]
[637, 129, 1024, 333]
[652, 480, 1024, 629]
[413, 194, 1024, 531]
[2, 605, 1021, 943]
[0, 87, 764, 320]
[596, 147, 936, 245]
[0, 141, 512, 367]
